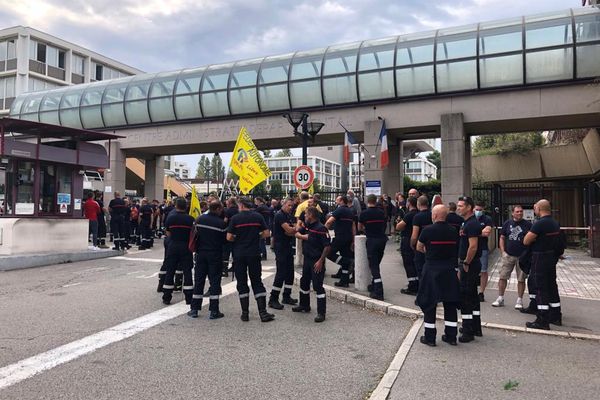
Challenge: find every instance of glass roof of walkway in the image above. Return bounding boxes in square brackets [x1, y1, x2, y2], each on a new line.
[9, 7, 600, 130]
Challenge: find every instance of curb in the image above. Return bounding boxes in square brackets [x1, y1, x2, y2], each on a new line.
[293, 275, 600, 341]
[0, 249, 124, 271]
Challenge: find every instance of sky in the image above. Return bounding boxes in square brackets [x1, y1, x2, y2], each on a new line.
[0, 0, 582, 174]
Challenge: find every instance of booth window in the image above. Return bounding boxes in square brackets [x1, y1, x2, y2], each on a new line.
[40, 163, 72, 215]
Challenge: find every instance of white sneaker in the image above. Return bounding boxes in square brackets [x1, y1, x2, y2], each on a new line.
[492, 297, 504, 307]
[92, 246, 101, 251]
[515, 299, 523, 309]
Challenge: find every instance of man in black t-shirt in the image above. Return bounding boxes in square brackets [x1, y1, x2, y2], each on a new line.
[411, 196, 433, 280]
[325, 195, 356, 287]
[493, 205, 532, 309]
[161, 198, 195, 305]
[457, 196, 483, 343]
[396, 196, 419, 294]
[358, 195, 387, 300]
[293, 207, 331, 323]
[268, 198, 298, 310]
[227, 197, 274, 323]
[188, 201, 228, 319]
[416, 205, 460, 346]
[522, 199, 565, 330]
[446, 202, 464, 233]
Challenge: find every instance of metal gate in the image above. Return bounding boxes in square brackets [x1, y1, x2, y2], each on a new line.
[591, 204, 600, 258]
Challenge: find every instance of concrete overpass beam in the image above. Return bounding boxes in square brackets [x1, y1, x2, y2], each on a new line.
[363, 120, 403, 198]
[104, 141, 126, 201]
[441, 113, 471, 202]
[144, 156, 165, 201]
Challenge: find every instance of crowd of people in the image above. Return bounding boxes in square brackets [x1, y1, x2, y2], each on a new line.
[84, 188, 567, 343]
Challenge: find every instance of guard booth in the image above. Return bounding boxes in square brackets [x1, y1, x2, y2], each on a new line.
[0, 118, 121, 255]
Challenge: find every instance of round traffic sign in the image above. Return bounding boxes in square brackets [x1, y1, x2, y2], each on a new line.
[293, 165, 314, 190]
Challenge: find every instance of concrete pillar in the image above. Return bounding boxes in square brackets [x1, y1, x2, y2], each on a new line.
[363, 120, 402, 197]
[145, 156, 165, 201]
[441, 113, 472, 202]
[353, 235, 371, 292]
[103, 141, 126, 200]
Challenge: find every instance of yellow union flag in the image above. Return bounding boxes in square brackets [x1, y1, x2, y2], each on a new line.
[189, 185, 201, 220]
[230, 127, 271, 194]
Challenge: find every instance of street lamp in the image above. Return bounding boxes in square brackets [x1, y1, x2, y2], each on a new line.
[283, 112, 324, 166]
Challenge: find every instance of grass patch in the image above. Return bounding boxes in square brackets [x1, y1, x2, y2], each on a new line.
[504, 379, 520, 391]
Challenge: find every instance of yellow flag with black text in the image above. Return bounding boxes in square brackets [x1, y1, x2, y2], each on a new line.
[189, 185, 201, 220]
[230, 127, 271, 194]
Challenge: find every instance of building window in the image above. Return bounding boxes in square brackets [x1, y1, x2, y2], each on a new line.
[72, 54, 85, 76]
[37, 42, 47, 63]
[95, 64, 103, 81]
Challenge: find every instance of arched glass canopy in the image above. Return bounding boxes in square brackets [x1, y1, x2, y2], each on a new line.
[10, 7, 600, 129]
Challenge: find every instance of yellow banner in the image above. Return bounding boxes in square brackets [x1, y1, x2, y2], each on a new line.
[189, 185, 201, 220]
[229, 127, 271, 194]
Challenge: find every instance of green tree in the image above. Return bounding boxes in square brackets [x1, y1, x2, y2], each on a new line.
[210, 153, 224, 181]
[196, 155, 211, 179]
[312, 178, 323, 193]
[262, 150, 272, 158]
[426, 150, 441, 180]
[269, 180, 283, 198]
[473, 132, 545, 156]
[275, 148, 293, 157]
[252, 181, 268, 194]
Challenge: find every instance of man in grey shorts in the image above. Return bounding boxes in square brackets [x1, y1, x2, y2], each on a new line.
[492, 205, 532, 309]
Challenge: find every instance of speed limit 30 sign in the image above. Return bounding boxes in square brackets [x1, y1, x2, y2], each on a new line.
[293, 165, 314, 190]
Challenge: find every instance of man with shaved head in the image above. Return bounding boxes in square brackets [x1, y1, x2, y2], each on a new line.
[415, 204, 460, 346]
[522, 199, 566, 330]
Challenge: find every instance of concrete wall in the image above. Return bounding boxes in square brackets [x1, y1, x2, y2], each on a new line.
[473, 131, 600, 183]
[0, 218, 88, 255]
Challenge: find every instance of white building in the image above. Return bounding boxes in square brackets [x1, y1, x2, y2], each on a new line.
[0, 26, 142, 115]
[349, 157, 438, 191]
[404, 158, 438, 182]
[171, 160, 190, 180]
[266, 156, 342, 193]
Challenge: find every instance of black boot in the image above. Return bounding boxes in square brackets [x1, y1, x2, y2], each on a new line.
[520, 298, 537, 315]
[268, 294, 284, 310]
[156, 278, 164, 293]
[240, 296, 250, 322]
[282, 293, 298, 305]
[209, 311, 224, 319]
[257, 296, 275, 322]
[331, 268, 342, 279]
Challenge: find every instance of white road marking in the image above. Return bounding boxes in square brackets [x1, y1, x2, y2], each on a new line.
[368, 319, 423, 400]
[0, 272, 274, 391]
[62, 283, 82, 288]
[126, 270, 145, 275]
[112, 257, 163, 263]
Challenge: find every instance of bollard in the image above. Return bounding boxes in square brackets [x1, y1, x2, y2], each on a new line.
[295, 237, 304, 267]
[354, 235, 371, 292]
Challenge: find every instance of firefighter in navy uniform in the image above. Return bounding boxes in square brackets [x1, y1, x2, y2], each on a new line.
[411, 195, 432, 280]
[456, 196, 483, 343]
[446, 202, 464, 233]
[358, 194, 388, 300]
[268, 198, 299, 310]
[293, 207, 331, 323]
[188, 201, 227, 319]
[157, 203, 179, 293]
[325, 195, 355, 287]
[138, 198, 154, 250]
[161, 198, 195, 305]
[108, 191, 129, 250]
[396, 196, 419, 295]
[222, 197, 238, 277]
[522, 199, 566, 330]
[130, 200, 141, 246]
[255, 197, 272, 260]
[227, 197, 275, 322]
[416, 205, 461, 346]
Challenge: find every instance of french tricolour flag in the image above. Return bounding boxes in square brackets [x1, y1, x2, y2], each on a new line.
[343, 126, 357, 165]
[379, 120, 389, 169]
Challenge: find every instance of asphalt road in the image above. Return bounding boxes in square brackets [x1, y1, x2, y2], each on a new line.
[0, 244, 412, 400]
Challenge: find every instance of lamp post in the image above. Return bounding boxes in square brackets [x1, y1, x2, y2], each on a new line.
[283, 112, 324, 166]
